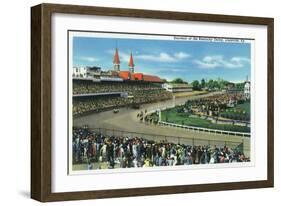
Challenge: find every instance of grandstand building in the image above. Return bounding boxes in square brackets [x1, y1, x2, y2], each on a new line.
[72, 48, 164, 84]
[72, 48, 174, 116]
[162, 83, 193, 93]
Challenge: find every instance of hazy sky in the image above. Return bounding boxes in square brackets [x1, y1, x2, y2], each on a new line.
[72, 35, 251, 83]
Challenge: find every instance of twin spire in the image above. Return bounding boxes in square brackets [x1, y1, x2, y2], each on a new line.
[113, 48, 134, 73]
[113, 48, 120, 71]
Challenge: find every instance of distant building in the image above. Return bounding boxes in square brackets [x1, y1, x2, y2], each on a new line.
[72, 66, 101, 78]
[244, 81, 250, 99]
[225, 82, 241, 94]
[226, 82, 235, 90]
[162, 83, 193, 93]
[73, 67, 87, 78]
[86, 66, 101, 77]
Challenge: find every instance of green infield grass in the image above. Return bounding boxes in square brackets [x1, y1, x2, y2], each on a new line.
[161, 106, 250, 133]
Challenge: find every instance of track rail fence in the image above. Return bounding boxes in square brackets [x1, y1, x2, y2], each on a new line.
[158, 121, 251, 137]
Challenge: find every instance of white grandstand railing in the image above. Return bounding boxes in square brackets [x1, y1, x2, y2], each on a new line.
[158, 121, 251, 137]
[73, 92, 128, 97]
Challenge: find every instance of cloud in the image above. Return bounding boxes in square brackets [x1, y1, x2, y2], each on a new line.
[174, 52, 190, 59]
[78, 56, 99, 62]
[136, 53, 174, 62]
[107, 50, 190, 63]
[119, 51, 130, 62]
[137, 52, 190, 63]
[194, 55, 250, 69]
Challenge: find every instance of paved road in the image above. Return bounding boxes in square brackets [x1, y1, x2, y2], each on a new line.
[73, 92, 250, 155]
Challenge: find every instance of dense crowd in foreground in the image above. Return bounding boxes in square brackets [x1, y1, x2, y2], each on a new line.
[72, 127, 249, 170]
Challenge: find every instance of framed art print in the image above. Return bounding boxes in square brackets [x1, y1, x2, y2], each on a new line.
[31, 3, 274, 202]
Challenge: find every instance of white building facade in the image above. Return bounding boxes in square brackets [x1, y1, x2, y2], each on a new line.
[162, 83, 193, 93]
[244, 81, 250, 99]
[73, 67, 88, 78]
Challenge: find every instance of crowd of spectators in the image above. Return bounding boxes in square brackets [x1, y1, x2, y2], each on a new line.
[73, 96, 130, 115]
[72, 127, 249, 170]
[183, 93, 249, 120]
[73, 81, 163, 95]
[73, 81, 172, 116]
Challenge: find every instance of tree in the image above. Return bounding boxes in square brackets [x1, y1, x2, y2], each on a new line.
[218, 79, 229, 90]
[192, 80, 201, 90]
[201, 78, 206, 88]
[171, 78, 186, 84]
[207, 79, 214, 89]
[213, 81, 219, 89]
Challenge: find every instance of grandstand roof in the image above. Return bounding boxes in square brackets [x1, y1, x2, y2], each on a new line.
[118, 71, 131, 80]
[113, 48, 120, 64]
[118, 71, 163, 83]
[128, 52, 135, 68]
[143, 74, 163, 83]
[133, 73, 143, 81]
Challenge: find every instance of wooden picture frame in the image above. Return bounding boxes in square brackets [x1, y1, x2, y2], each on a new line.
[31, 3, 274, 202]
